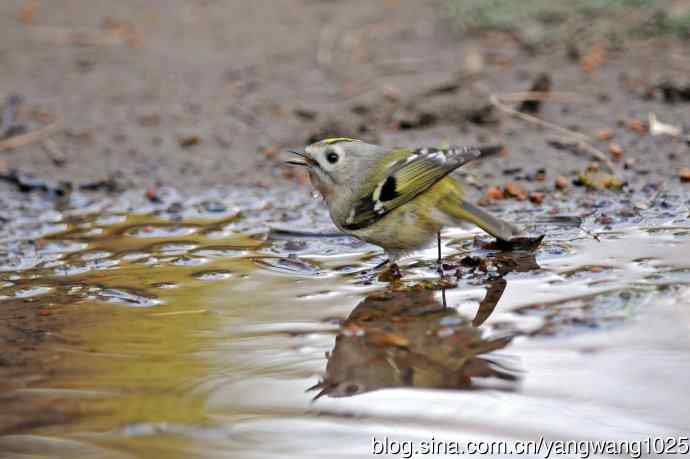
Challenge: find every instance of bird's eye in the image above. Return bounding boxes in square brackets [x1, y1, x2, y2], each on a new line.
[325, 150, 339, 164]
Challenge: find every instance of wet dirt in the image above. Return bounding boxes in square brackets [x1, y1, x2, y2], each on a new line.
[0, 179, 688, 457]
[1, 1, 689, 191]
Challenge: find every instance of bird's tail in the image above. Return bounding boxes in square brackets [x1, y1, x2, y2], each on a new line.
[474, 144, 505, 160]
[441, 199, 522, 242]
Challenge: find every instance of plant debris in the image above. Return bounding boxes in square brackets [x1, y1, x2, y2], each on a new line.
[1, 93, 26, 139]
[608, 143, 623, 161]
[504, 181, 527, 200]
[680, 167, 690, 183]
[578, 165, 624, 190]
[529, 191, 545, 204]
[178, 135, 201, 148]
[657, 81, 690, 104]
[593, 129, 614, 141]
[0, 169, 71, 195]
[518, 73, 551, 114]
[649, 113, 682, 138]
[555, 176, 569, 189]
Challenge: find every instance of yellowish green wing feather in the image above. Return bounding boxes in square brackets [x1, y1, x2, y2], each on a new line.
[343, 145, 502, 230]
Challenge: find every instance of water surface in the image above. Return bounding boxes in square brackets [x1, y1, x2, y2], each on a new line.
[0, 185, 689, 458]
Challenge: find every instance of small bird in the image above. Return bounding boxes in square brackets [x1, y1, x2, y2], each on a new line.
[307, 288, 516, 400]
[287, 138, 524, 269]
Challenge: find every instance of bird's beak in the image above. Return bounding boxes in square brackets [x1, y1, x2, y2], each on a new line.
[284, 149, 312, 167]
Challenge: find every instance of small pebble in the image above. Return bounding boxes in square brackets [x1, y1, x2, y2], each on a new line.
[555, 176, 568, 189]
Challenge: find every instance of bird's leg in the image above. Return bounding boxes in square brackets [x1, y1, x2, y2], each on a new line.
[372, 258, 390, 271]
[436, 232, 444, 276]
[441, 286, 448, 309]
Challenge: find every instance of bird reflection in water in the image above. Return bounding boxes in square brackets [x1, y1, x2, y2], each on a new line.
[309, 250, 540, 400]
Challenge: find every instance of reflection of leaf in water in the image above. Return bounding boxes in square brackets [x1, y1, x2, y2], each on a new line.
[310, 288, 518, 400]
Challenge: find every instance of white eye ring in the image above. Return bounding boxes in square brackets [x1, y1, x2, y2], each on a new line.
[323, 145, 345, 167]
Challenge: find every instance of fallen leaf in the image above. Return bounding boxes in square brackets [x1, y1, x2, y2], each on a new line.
[578, 169, 623, 190]
[19, 0, 38, 25]
[261, 145, 279, 159]
[580, 44, 606, 73]
[486, 186, 504, 200]
[555, 176, 569, 189]
[504, 181, 527, 200]
[518, 73, 551, 114]
[594, 129, 614, 141]
[608, 143, 623, 160]
[680, 167, 690, 183]
[144, 187, 159, 201]
[177, 135, 200, 148]
[626, 118, 648, 134]
[529, 191, 545, 204]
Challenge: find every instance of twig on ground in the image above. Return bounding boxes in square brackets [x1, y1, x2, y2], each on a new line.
[29, 24, 141, 47]
[0, 120, 62, 151]
[490, 92, 618, 175]
[546, 137, 617, 174]
[496, 91, 579, 104]
[490, 93, 589, 142]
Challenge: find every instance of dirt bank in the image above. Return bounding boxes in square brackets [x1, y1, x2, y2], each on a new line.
[0, 0, 688, 194]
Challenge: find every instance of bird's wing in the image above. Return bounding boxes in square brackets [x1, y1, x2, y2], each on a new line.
[342, 145, 503, 230]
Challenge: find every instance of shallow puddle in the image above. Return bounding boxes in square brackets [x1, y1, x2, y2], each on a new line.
[0, 184, 689, 458]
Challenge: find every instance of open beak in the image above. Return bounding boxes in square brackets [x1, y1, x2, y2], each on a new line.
[284, 149, 312, 167]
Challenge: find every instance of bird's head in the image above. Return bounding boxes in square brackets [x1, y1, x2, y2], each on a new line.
[286, 138, 378, 199]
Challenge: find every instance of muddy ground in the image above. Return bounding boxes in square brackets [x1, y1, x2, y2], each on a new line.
[1, 0, 688, 192]
[0, 0, 689, 441]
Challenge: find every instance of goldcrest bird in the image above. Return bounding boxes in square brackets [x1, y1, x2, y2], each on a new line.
[308, 288, 516, 400]
[287, 137, 523, 267]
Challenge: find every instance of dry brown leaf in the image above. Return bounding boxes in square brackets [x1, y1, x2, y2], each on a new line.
[626, 118, 648, 134]
[608, 143, 623, 160]
[594, 129, 614, 141]
[486, 186, 504, 200]
[18, 0, 38, 25]
[504, 181, 527, 200]
[578, 169, 623, 190]
[581, 45, 607, 73]
[555, 176, 569, 190]
[529, 191, 545, 204]
[680, 167, 690, 183]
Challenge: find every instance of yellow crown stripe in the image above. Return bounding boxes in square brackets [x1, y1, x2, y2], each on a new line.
[321, 137, 361, 145]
